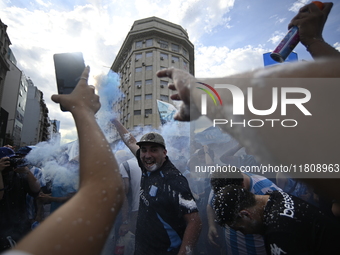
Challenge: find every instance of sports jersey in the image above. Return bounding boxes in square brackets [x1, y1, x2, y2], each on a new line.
[247, 173, 281, 195]
[135, 150, 198, 255]
[263, 190, 340, 255]
[210, 173, 281, 255]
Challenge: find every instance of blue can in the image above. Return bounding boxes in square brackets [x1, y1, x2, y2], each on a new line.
[271, 26, 300, 63]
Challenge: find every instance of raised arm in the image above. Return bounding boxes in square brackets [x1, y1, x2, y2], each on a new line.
[111, 118, 139, 156]
[288, 2, 340, 59]
[11, 66, 124, 255]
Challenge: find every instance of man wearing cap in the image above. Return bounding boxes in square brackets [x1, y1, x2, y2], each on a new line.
[0, 147, 40, 252]
[112, 119, 202, 255]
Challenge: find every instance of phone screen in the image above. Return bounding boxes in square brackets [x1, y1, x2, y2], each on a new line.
[53, 52, 85, 111]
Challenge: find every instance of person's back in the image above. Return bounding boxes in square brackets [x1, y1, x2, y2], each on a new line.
[264, 190, 340, 254]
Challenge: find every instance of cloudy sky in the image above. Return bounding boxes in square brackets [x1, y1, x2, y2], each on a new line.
[1, 0, 339, 144]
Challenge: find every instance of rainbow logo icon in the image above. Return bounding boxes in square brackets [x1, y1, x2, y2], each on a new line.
[196, 82, 223, 106]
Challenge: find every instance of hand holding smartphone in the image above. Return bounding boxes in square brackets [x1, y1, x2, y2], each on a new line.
[53, 52, 85, 111]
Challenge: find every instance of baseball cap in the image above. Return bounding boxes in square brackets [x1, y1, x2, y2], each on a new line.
[136, 132, 166, 149]
[0, 147, 16, 159]
[16, 146, 34, 156]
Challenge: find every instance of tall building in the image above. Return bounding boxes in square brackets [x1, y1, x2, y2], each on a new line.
[111, 17, 194, 131]
[21, 78, 50, 146]
[1, 49, 26, 148]
[0, 19, 11, 107]
[0, 19, 11, 145]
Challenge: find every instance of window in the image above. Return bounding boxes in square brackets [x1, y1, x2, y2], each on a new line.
[135, 53, 142, 60]
[183, 48, 188, 57]
[146, 65, 153, 71]
[159, 40, 168, 49]
[160, 53, 168, 60]
[146, 51, 153, 58]
[146, 39, 153, 47]
[171, 56, 179, 63]
[145, 109, 152, 114]
[134, 110, 141, 115]
[146, 79, 153, 85]
[135, 41, 143, 49]
[172, 43, 179, 52]
[135, 81, 142, 87]
[183, 61, 188, 68]
[134, 95, 141, 101]
[160, 95, 169, 101]
[161, 66, 168, 70]
[160, 80, 168, 88]
[135, 67, 142, 72]
[145, 94, 152, 100]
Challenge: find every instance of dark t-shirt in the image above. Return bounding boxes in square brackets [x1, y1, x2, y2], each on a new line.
[135, 150, 198, 255]
[264, 190, 340, 255]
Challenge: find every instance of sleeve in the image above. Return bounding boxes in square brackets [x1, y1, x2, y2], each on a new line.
[119, 162, 129, 179]
[168, 175, 199, 215]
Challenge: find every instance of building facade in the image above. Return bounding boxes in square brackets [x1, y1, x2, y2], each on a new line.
[111, 17, 194, 131]
[20, 79, 50, 146]
[1, 49, 26, 148]
[0, 19, 11, 108]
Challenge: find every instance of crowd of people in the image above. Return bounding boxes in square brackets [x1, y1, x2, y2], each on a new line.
[1, 2, 340, 255]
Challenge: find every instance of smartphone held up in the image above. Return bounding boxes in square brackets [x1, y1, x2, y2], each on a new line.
[53, 52, 85, 111]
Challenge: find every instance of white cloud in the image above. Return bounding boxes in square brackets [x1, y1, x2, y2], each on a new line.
[195, 44, 268, 77]
[289, 0, 309, 13]
[267, 31, 286, 45]
[278, 18, 286, 24]
[334, 42, 340, 52]
[132, 0, 235, 43]
[35, 0, 51, 8]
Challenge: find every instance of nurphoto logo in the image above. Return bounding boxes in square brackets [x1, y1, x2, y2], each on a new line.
[196, 82, 312, 128]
